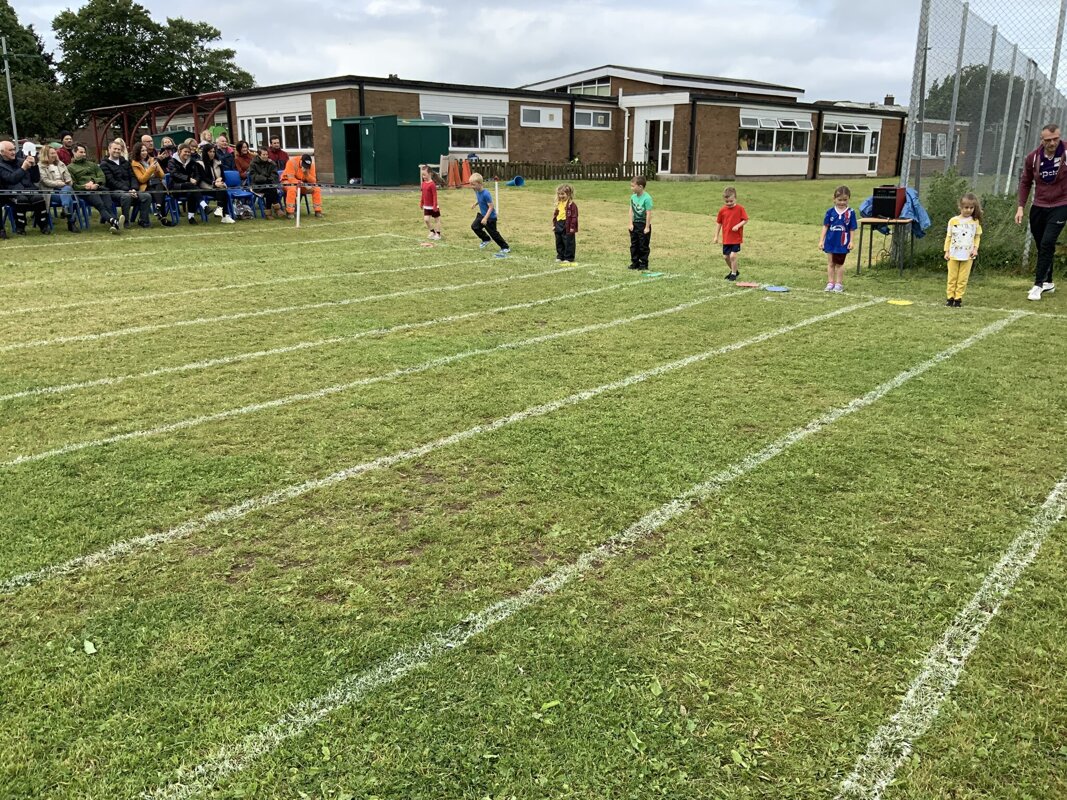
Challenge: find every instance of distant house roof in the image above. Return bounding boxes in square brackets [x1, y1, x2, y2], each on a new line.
[520, 64, 804, 99]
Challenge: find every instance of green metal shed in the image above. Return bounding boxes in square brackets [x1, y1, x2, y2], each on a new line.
[331, 115, 448, 186]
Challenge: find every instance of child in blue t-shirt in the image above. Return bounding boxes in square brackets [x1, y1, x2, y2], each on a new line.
[469, 172, 510, 258]
[818, 185, 857, 292]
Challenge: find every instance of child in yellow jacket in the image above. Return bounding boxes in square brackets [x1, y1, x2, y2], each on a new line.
[944, 192, 983, 307]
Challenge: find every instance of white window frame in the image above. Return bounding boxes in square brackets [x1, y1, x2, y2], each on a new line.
[738, 115, 812, 155]
[421, 112, 508, 152]
[239, 113, 314, 151]
[821, 122, 869, 155]
[519, 105, 563, 129]
[574, 108, 612, 130]
[567, 78, 610, 96]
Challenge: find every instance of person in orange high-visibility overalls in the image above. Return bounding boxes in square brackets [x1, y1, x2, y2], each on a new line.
[282, 153, 323, 218]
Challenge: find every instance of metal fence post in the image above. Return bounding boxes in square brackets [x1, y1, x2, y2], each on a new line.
[945, 1, 970, 172]
[993, 43, 1018, 194]
[901, 0, 932, 188]
[972, 24, 997, 181]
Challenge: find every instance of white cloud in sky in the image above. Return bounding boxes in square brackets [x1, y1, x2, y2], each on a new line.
[15, 0, 923, 105]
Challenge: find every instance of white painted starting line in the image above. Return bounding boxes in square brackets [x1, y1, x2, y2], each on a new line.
[835, 469, 1067, 800]
[143, 311, 1022, 800]
[1, 286, 749, 467]
[0, 277, 677, 404]
[0, 266, 578, 354]
[0, 297, 879, 593]
[0, 258, 484, 319]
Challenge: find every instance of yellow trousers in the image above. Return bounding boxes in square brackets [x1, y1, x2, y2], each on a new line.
[946, 258, 973, 300]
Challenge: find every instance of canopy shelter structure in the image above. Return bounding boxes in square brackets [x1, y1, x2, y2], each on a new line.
[83, 92, 232, 158]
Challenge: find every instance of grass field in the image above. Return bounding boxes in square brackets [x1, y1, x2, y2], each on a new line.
[1, 178, 1065, 800]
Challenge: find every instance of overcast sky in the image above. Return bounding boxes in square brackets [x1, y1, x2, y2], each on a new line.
[16, 0, 923, 105]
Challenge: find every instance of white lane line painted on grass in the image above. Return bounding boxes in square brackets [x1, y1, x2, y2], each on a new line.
[2, 287, 747, 467]
[0, 278, 677, 404]
[142, 312, 1020, 800]
[835, 470, 1067, 800]
[0, 298, 879, 594]
[0, 259, 484, 318]
[0, 266, 577, 353]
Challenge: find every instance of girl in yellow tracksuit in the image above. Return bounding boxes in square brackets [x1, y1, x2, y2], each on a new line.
[943, 192, 983, 307]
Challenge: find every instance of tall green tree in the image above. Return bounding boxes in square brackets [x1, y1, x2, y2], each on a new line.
[0, 0, 70, 137]
[54, 0, 254, 117]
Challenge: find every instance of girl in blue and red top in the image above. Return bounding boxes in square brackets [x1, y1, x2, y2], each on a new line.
[818, 185, 857, 293]
[420, 164, 441, 239]
[552, 183, 578, 262]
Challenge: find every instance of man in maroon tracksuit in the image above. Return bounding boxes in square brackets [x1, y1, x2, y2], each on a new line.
[1016, 123, 1067, 301]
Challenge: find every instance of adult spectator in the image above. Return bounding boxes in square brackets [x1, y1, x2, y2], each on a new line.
[282, 152, 323, 218]
[131, 141, 176, 227]
[215, 134, 236, 172]
[139, 134, 156, 158]
[37, 144, 79, 233]
[101, 140, 153, 228]
[113, 137, 130, 159]
[67, 143, 123, 234]
[167, 143, 205, 225]
[234, 140, 253, 180]
[199, 129, 213, 148]
[267, 136, 289, 170]
[198, 144, 235, 223]
[57, 132, 75, 165]
[1017, 123, 1067, 301]
[157, 136, 176, 172]
[0, 140, 50, 234]
[248, 145, 284, 218]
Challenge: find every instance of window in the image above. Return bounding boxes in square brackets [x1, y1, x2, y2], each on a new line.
[822, 122, 873, 155]
[868, 130, 880, 172]
[738, 115, 812, 154]
[574, 109, 611, 129]
[421, 112, 508, 151]
[520, 106, 563, 128]
[240, 113, 313, 150]
[567, 78, 610, 96]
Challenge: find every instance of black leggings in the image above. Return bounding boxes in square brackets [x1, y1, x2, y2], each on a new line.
[472, 215, 509, 249]
[1028, 204, 1067, 286]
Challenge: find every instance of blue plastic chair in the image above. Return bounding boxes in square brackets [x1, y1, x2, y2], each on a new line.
[164, 175, 207, 223]
[49, 192, 89, 231]
[223, 170, 261, 219]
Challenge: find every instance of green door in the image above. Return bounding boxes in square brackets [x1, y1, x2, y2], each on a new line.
[361, 121, 376, 186]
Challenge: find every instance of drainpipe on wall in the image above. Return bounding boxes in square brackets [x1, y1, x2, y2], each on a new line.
[687, 98, 697, 175]
[620, 88, 629, 163]
[568, 97, 576, 161]
[358, 82, 366, 116]
[895, 117, 906, 177]
[810, 108, 824, 179]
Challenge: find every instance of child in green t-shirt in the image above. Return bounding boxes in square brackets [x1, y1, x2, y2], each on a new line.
[628, 175, 653, 270]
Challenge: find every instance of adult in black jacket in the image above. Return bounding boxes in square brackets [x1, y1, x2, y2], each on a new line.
[100, 140, 153, 227]
[248, 146, 284, 218]
[166, 143, 205, 224]
[0, 140, 49, 235]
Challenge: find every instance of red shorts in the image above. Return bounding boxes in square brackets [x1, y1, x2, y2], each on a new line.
[829, 252, 847, 266]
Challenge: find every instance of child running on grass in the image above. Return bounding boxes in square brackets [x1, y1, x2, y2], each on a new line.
[628, 175, 653, 270]
[714, 186, 748, 280]
[552, 183, 578, 262]
[943, 192, 983, 307]
[420, 164, 441, 240]
[818, 185, 857, 292]
[470, 172, 510, 258]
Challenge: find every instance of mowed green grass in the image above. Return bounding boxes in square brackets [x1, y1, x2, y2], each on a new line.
[0, 179, 1064, 800]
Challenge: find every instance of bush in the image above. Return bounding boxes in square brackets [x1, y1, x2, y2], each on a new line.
[908, 169, 1028, 273]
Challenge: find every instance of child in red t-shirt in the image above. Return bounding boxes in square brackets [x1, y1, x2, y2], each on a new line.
[420, 164, 441, 239]
[714, 186, 749, 280]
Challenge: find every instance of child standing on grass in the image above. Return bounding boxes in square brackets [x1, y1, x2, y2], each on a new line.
[470, 172, 510, 258]
[628, 175, 653, 270]
[714, 186, 748, 280]
[818, 185, 857, 292]
[420, 164, 442, 240]
[943, 192, 983, 307]
[552, 183, 579, 262]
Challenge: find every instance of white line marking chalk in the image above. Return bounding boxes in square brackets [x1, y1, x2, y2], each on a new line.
[142, 312, 1021, 800]
[1, 287, 749, 467]
[835, 469, 1067, 800]
[1, 298, 882, 592]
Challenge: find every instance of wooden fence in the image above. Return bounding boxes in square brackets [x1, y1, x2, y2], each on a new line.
[471, 160, 656, 182]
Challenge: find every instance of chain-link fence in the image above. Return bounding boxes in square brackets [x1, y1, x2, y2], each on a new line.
[902, 0, 1067, 266]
